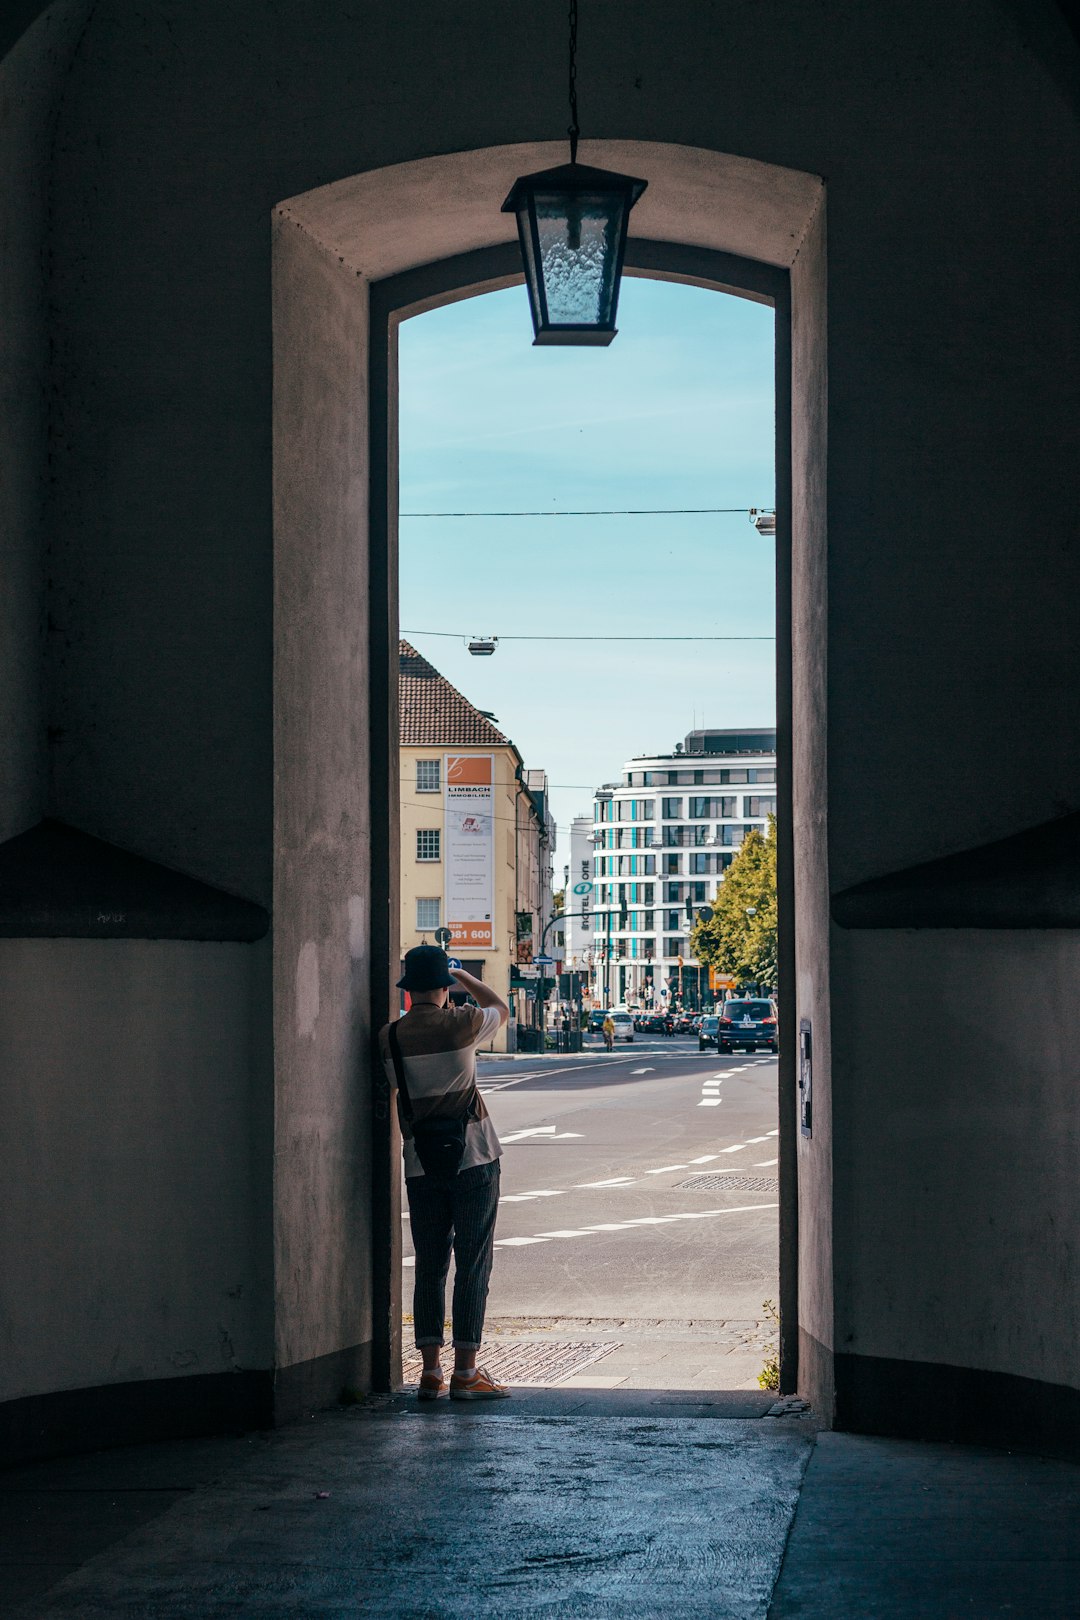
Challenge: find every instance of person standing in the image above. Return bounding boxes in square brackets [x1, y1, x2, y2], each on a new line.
[379, 945, 511, 1402]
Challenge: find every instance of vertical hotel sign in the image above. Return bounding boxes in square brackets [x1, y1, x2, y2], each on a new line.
[444, 754, 494, 950]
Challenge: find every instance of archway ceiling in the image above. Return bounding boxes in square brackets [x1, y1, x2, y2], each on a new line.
[277, 141, 823, 280]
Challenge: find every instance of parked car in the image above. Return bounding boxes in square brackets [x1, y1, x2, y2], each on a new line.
[716, 998, 779, 1053]
[587, 1009, 609, 1034]
[609, 1011, 635, 1043]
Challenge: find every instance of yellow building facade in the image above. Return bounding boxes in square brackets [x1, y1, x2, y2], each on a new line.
[398, 642, 548, 1052]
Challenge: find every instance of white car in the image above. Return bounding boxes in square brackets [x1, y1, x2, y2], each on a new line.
[609, 1011, 634, 1043]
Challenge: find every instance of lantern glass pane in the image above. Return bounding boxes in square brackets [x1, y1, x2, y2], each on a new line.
[516, 203, 543, 320]
[533, 189, 623, 327]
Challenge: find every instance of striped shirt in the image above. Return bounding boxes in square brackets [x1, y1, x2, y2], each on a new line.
[379, 1003, 502, 1179]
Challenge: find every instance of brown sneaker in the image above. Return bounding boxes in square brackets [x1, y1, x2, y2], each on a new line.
[449, 1366, 511, 1401]
[417, 1370, 447, 1402]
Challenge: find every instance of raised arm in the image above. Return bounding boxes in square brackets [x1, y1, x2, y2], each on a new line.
[451, 967, 509, 1027]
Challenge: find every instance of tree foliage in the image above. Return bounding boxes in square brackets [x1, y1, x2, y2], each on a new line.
[690, 816, 777, 989]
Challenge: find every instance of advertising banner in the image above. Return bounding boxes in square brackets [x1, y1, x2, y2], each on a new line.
[444, 753, 494, 950]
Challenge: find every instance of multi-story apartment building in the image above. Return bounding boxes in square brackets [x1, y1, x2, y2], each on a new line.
[398, 641, 553, 1049]
[591, 728, 776, 1010]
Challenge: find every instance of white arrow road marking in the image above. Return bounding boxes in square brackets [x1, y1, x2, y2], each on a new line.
[630, 1067, 656, 1075]
[500, 1125, 557, 1143]
[493, 1236, 550, 1246]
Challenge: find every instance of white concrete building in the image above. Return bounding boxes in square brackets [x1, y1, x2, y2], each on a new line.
[591, 729, 776, 1010]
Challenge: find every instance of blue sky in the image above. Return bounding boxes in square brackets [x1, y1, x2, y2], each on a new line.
[398, 274, 776, 856]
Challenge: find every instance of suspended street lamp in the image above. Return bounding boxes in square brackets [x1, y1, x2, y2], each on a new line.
[502, 1, 646, 345]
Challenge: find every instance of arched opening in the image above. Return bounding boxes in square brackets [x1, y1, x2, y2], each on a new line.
[271, 141, 830, 1415]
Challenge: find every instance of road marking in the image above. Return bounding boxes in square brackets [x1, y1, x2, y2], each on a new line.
[500, 1125, 558, 1143]
[697, 1098, 723, 1106]
[645, 1163, 689, 1174]
[721, 1144, 745, 1153]
[496, 1205, 780, 1251]
[767, 1129, 779, 1136]
[576, 1176, 636, 1188]
[745, 1135, 772, 1143]
[689, 1154, 719, 1163]
[754, 1158, 779, 1167]
[630, 1067, 656, 1074]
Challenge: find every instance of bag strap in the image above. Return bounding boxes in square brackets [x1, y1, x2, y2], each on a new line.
[386, 1020, 414, 1123]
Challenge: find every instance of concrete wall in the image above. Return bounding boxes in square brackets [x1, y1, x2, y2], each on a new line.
[789, 204, 834, 1414]
[1, 0, 1077, 1450]
[833, 927, 1080, 1394]
[0, 2, 89, 845]
[272, 219, 373, 1391]
[0, 940, 271, 1403]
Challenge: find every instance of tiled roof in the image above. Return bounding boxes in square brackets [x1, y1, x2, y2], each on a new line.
[399, 641, 513, 748]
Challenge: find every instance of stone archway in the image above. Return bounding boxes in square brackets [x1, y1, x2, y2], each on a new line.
[270, 141, 831, 1417]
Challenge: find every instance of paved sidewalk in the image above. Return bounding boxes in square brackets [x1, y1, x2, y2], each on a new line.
[3, 1406, 1078, 1618]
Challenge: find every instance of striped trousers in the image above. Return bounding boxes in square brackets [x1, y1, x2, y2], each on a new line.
[406, 1158, 501, 1349]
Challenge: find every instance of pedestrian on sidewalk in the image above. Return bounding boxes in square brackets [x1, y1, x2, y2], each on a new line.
[379, 945, 511, 1403]
[602, 1012, 615, 1052]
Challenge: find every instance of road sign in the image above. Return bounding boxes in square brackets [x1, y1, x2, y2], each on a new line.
[447, 957, 462, 970]
[572, 881, 592, 895]
[434, 926, 452, 947]
[534, 954, 555, 966]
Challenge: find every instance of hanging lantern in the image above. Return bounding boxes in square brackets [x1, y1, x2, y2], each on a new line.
[502, 161, 647, 346]
[503, 0, 647, 345]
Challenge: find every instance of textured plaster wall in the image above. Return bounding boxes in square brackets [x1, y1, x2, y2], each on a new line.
[272, 220, 372, 1371]
[0, 1, 88, 844]
[789, 205, 834, 1413]
[832, 928, 1080, 1394]
[1, 0, 1077, 1418]
[0, 940, 271, 1402]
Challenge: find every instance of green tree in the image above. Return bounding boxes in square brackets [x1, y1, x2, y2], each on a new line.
[690, 816, 777, 989]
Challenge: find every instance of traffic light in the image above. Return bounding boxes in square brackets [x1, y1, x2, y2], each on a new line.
[684, 897, 693, 923]
[619, 897, 629, 928]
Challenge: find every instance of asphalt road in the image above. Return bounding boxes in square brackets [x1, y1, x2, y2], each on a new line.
[401, 1035, 779, 1323]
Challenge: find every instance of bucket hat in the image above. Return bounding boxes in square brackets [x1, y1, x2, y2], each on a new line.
[397, 943, 457, 992]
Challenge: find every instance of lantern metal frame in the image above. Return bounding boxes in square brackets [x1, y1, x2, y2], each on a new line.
[501, 160, 647, 346]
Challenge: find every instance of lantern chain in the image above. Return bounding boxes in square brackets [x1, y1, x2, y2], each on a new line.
[568, 0, 579, 163]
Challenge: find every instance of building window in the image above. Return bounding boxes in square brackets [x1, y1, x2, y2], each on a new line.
[689, 852, 709, 874]
[644, 855, 656, 875]
[754, 768, 776, 784]
[691, 882, 707, 902]
[643, 910, 655, 931]
[693, 824, 708, 845]
[416, 828, 441, 861]
[721, 826, 744, 847]
[745, 796, 776, 817]
[664, 882, 682, 902]
[664, 853, 681, 874]
[416, 759, 440, 793]
[643, 883, 654, 903]
[662, 797, 682, 818]
[663, 937, 683, 958]
[416, 897, 440, 930]
[665, 910, 681, 930]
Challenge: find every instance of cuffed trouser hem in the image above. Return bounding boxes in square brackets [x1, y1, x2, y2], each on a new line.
[451, 1340, 481, 1350]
